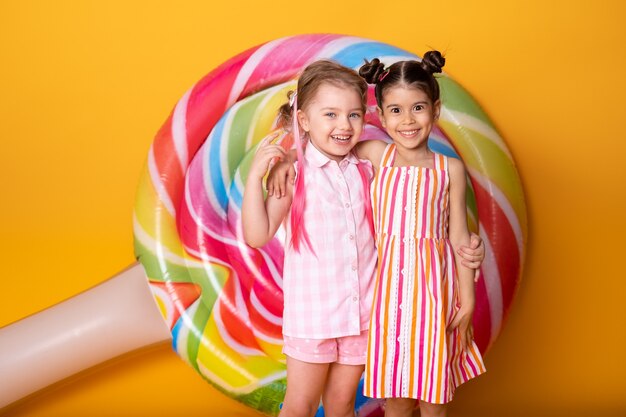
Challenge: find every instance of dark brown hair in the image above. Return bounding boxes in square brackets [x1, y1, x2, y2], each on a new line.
[358, 51, 445, 107]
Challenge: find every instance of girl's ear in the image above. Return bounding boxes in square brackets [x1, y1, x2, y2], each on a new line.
[297, 109, 309, 132]
[433, 100, 441, 121]
[377, 107, 386, 128]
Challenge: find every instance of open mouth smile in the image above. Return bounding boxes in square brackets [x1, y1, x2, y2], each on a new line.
[331, 134, 352, 143]
[398, 129, 419, 138]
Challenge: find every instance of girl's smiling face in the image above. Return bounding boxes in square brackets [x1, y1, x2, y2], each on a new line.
[379, 85, 440, 152]
[297, 82, 364, 162]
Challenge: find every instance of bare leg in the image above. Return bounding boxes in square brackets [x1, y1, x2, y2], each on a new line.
[384, 398, 416, 417]
[321, 363, 364, 417]
[418, 400, 447, 417]
[279, 356, 329, 417]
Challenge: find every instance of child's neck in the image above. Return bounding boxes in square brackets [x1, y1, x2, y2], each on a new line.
[393, 144, 433, 168]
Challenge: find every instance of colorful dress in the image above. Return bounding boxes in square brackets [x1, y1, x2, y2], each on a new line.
[364, 144, 485, 404]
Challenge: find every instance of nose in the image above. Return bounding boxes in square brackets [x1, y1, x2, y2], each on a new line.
[339, 115, 353, 131]
[402, 112, 416, 125]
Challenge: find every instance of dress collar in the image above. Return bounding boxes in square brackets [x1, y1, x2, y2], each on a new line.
[304, 140, 359, 168]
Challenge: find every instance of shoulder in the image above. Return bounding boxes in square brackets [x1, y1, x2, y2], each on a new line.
[446, 156, 465, 172]
[445, 156, 466, 185]
[355, 139, 388, 166]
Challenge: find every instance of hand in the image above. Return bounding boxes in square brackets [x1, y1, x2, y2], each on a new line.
[249, 134, 286, 182]
[267, 159, 296, 199]
[457, 232, 485, 281]
[447, 306, 474, 351]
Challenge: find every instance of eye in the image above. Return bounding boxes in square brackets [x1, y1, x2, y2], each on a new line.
[413, 104, 424, 111]
[325, 112, 336, 118]
[349, 112, 362, 119]
[389, 107, 400, 114]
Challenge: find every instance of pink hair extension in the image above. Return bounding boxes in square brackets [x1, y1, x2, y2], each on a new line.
[289, 95, 314, 253]
[356, 161, 375, 238]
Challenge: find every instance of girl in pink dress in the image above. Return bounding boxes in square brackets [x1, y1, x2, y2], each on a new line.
[243, 60, 377, 417]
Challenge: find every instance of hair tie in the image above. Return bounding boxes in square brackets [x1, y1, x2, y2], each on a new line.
[289, 91, 298, 107]
[379, 69, 390, 82]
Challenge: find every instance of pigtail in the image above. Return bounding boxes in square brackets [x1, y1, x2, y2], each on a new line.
[359, 58, 386, 85]
[420, 50, 445, 74]
[356, 162, 375, 238]
[277, 90, 296, 128]
[359, 58, 389, 107]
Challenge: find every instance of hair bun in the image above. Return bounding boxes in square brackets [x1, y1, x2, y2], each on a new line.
[421, 51, 445, 74]
[359, 58, 386, 84]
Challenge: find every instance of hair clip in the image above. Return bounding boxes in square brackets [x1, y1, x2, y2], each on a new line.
[289, 91, 298, 107]
[379, 69, 390, 82]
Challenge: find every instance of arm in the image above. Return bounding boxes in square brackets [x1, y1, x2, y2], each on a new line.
[458, 233, 485, 281]
[447, 157, 476, 350]
[270, 139, 388, 196]
[242, 138, 293, 248]
[266, 149, 296, 199]
[354, 139, 388, 167]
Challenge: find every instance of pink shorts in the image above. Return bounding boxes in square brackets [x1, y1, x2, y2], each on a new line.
[282, 330, 369, 365]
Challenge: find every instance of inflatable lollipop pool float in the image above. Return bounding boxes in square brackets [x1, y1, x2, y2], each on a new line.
[0, 34, 527, 417]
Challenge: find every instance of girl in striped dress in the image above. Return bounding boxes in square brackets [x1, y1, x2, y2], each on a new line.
[356, 52, 486, 416]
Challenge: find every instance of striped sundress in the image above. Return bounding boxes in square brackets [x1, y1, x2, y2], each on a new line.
[364, 144, 485, 404]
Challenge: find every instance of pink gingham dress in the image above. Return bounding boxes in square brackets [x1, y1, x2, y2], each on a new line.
[282, 141, 377, 339]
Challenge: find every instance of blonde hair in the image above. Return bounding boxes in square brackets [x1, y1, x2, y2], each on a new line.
[278, 60, 368, 126]
[282, 60, 371, 252]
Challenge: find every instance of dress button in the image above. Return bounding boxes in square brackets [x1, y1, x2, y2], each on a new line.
[345, 203, 350, 208]
[353, 296, 358, 301]
[349, 234, 354, 240]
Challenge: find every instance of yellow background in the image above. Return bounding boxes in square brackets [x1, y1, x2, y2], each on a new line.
[1, 1, 625, 416]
